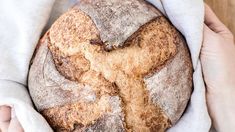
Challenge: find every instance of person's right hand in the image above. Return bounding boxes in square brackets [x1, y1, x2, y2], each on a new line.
[201, 4, 235, 132]
[0, 106, 24, 132]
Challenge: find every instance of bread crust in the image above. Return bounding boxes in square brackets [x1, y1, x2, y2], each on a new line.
[75, 0, 162, 51]
[28, 0, 193, 131]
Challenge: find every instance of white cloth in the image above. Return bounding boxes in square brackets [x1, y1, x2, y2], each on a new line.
[0, 0, 211, 132]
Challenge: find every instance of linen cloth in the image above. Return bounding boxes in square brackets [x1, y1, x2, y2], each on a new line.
[0, 0, 211, 131]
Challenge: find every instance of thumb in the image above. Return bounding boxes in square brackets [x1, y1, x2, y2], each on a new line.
[204, 4, 233, 39]
[203, 24, 216, 39]
[202, 24, 219, 48]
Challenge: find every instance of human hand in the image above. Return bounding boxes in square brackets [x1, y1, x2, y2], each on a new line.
[201, 4, 235, 132]
[0, 106, 24, 132]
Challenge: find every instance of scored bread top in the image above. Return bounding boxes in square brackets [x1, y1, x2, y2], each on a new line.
[28, 0, 192, 131]
[75, 0, 162, 51]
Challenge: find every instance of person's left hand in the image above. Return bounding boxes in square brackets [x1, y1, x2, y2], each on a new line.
[0, 106, 24, 132]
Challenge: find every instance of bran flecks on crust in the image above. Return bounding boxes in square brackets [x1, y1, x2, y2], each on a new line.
[28, 0, 193, 131]
[48, 8, 177, 131]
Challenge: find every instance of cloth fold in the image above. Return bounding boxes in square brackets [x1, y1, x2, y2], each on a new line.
[0, 0, 211, 132]
[0, 0, 55, 132]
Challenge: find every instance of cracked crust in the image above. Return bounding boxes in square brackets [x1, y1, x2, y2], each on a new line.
[28, 0, 193, 132]
[75, 0, 162, 51]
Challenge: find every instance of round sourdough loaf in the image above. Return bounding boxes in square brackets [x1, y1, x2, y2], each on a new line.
[28, 0, 193, 131]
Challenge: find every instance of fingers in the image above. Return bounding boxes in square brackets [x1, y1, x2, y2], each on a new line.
[204, 4, 232, 37]
[204, 4, 224, 30]
[0, 106, 11, 132]
[8, 117, 24, 132]
[0, 106, 11, 122]
[203, 24, 218, 43]
[0, 122, 10, 132]
[0, 106, 24, 132]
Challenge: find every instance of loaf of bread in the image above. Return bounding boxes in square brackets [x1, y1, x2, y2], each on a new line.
[28, 0, 193, 132]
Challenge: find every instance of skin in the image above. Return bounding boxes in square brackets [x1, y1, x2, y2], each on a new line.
[202, 4, 235, 132]
[0, 4, 234, 132]
[0, 106, 23, 132]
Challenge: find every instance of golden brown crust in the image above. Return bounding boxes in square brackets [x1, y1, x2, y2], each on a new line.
[75, 0, 162, 51]
[29, 35, 125, 131]
[41, 96, 123, 131]
[48, 8, 177, 131]
[144, 34, 193, 125]
[28, 0, 193, 131]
